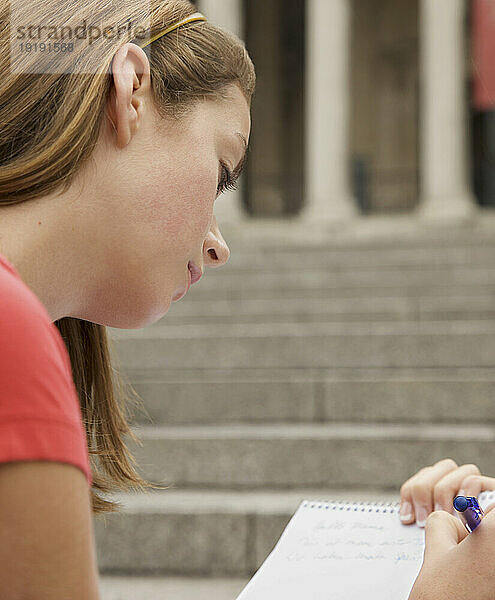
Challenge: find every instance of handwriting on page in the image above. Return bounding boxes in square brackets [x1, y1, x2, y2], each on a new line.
[283, 517, 423, 565]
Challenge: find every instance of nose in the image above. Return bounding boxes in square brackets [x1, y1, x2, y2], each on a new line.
[202, 215, 230, 268]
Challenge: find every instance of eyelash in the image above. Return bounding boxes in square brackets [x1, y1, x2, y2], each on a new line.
[217, 162, 239, 195]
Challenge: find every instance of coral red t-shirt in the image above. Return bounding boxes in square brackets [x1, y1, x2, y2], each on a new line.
[0, 252, 92, 487]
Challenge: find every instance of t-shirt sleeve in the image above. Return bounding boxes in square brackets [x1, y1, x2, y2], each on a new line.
[0, 289, 93, 487]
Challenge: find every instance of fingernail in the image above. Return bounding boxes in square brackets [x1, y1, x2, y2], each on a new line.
[399, 501, 413, 521]
[434, 503, 443, 512]
[416, 506, 428, 528]
[458, 489, 465, 497]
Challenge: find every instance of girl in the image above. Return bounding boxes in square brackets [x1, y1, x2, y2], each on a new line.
[0, 1, 253, 597]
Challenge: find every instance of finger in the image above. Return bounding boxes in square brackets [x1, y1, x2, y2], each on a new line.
[400, 468, 423, 525]
[423, 511, 468, 562]
[432, 464, 480, 514]
[399, 478, 419, 525]
[400, 463, 440, 525]
[403, 459, 458, 527]
[460, 474, 495, 500]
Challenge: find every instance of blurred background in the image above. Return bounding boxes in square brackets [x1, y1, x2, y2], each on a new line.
[100, 1, 495, 598]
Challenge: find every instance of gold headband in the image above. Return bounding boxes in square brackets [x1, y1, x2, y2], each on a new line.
[138, 11, 207, 48]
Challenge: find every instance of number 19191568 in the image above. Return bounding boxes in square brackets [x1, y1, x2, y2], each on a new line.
[19, 41, 74, 53]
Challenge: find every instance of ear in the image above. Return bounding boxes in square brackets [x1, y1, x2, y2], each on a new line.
[107, 43, 151, 149]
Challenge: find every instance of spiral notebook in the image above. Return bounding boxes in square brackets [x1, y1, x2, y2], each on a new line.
[236, 491, 495, 600]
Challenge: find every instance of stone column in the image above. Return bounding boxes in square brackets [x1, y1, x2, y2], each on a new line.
[418, 0, 475, 220]
[302, 0, 357, 222]
[199, 0, 246, 224]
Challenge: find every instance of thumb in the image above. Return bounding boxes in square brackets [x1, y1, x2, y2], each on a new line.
[423, 511, 468, 561]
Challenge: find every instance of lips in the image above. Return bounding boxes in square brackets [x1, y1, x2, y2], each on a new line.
[188, 261, 203, 285]
[172, 261, 203, 303]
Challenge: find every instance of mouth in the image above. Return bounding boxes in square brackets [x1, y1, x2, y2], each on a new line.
[188, 260, 203, 285]
[172, 261, 203, 302]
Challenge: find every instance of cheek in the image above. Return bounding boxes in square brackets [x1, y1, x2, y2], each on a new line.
[141, 161, 216, 247]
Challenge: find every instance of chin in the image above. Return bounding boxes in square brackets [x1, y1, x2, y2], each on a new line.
[108, 306, 172, 329]
[74, 278, 176, 329]
[76, 300, 172, 330]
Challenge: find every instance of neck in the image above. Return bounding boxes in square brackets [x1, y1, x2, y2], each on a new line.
[0, 191, 86, 323]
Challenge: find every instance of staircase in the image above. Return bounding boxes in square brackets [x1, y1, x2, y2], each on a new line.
[96, 222, 495, 597]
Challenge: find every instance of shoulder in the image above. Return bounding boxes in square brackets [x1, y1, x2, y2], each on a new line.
[0, 256, 62, 367]
[0, 257, 79, 424]
[0, 254, 52, 331]
[0, 257, 93, 487]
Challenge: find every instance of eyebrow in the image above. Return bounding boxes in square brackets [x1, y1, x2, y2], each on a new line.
[232, 132, 249, 180]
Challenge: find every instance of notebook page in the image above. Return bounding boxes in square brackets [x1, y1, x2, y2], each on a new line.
[237, 491, 495, 600]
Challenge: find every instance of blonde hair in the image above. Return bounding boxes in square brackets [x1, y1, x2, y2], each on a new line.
[0, 0, 256, 514]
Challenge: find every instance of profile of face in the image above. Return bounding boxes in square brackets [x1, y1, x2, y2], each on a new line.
[76, 42, 251, 329]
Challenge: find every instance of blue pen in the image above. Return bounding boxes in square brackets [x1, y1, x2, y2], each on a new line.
[453, 496, 484, 533]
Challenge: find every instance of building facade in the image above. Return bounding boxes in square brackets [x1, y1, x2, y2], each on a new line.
[199, 0, 495, 222]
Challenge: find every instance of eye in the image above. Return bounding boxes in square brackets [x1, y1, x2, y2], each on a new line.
[217, 162, 239, 196]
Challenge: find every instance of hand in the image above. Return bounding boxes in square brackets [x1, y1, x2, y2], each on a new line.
[408, 508, 495, 600]
[399, 458, 495, 527]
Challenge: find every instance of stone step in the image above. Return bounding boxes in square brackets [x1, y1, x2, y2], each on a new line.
[180, 282, 495, 300]
[124, 423, 495, 489]
[95, 489, 399, 577]
[100, 576, 248, 600]
[162, 309, 495, 325]
[217, 219, 495, 250]
[222, 245, 495, 270]
[109, 321, 495, 369]
[121, 367, 495, 425]
[186, 265, 495, 292]
[162, 294, 495, 325]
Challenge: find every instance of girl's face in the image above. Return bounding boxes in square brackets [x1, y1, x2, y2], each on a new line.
[79, 82, 251, 329]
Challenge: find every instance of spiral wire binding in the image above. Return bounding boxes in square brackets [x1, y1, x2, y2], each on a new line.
[302, 500, 399, 514]
[302, 491, 495, 515]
